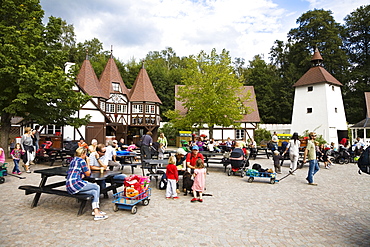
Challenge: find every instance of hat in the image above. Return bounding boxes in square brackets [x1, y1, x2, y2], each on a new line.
[176, 148, 187, 155]
[273, 150, 279, 155]
[292, 132, 298, 137]
[112, 140, 118, 143]
[192, 146, 199, 150]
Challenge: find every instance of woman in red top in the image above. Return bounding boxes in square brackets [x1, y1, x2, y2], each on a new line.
[166, 156, 179, 199]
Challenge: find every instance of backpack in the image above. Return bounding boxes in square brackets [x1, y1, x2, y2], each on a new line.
[158, 173, 167, 190]
[357, 146, 370, 175]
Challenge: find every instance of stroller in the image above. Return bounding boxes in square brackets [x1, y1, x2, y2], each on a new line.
[226, 148, 249, 177]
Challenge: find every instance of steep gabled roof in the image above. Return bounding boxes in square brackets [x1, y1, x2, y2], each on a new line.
[99, 57, 130, 99]
[130, 66, 162, 103]
[293, 49, 342, 87]
[175, 85, 260, 123]
[77, 59, 104, 98]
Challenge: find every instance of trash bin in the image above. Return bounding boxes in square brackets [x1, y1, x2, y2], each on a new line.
[176, 131, 192, 147]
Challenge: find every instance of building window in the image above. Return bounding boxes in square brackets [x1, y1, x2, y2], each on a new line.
[112, 82, 121, 92]
[100, 101, 105, 111]
[106, 103, 115, 113]
[145, 105, 155, 114]
[236, 129, 245, 139]
[332, 86, 335, 91]
[133, 104, 143, 113]
[307, 108, 313, 113]
[308, 86, 313, 92]
[117, 104, 126, 113]
[335, 107, 337, 113]
[46, 125, 61, 135]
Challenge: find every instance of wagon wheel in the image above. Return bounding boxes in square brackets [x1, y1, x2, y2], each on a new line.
[0, 177, 4, 184]
[344, 158, 349, 164]
[227, 167, 232, 176]
[339, 159, 345, 165]
[113, 204, 119, 212]
[247, 177, 254, 183]
[131, 205, 138, 214]
[142, 199, 150, 206]
[240, 170, 245, 178]
[270, 178, 276, 184]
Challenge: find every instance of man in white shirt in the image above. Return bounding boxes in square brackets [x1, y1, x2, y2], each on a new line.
[105, 141, 121, 171]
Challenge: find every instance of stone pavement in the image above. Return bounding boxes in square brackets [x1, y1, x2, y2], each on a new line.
[1, 154, 370, 247]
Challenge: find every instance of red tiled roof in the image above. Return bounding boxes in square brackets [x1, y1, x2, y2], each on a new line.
[175, 85, 260, 123]
[293, 66, 342, 87]
[77, 59, 104, 98]
[311, 48, 323, 61]
[130, 67, 162, 103]
[99, 57, 130, 99]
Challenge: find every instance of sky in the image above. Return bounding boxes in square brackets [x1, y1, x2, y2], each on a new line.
[40, 0, 368, 63]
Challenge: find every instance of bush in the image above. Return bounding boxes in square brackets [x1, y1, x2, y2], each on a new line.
[254, 128, 272, 145]
[159, 123, 179, 146]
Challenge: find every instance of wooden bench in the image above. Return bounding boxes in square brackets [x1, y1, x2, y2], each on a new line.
[18, 185, 92, 216]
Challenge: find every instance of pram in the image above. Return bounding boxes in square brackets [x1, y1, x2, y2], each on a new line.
[226, 148, 249, 177]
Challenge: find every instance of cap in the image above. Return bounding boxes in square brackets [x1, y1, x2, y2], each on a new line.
[176, 148, 187, 155]
[112, 140, 118, 143]
[192, 146, 199, 150]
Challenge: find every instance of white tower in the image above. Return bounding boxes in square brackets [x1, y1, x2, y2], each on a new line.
[290, 49, 347, 146]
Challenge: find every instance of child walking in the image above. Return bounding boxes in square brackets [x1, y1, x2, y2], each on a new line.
[10, 143, 24, 175]
[191, 159, 206, 203]
[158, 143, 165, 160]
[272, 150, 284, 174]
[165, 156, 179, 199]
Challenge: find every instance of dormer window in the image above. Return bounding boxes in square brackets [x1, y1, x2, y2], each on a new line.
[112, 82, 121, 92]
[308, 86, 313, 92]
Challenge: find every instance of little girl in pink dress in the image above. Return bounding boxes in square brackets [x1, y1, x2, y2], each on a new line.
[191, 159, 207, 203]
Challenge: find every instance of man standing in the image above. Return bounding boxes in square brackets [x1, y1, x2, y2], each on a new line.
[271, 132, 279, 151]
[303, 132, 319, 186]
[140, 131, 153, 159]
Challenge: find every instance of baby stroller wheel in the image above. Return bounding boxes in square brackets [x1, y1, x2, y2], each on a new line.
[344, 158, 349, 164]
[240, 170, 245, 178]
[227, 167, 232, 176]
[270, 178, 276, 184]
[247, 177, 254, 183]
[339, 159, 345, 165]
[0, 177, 5, 184]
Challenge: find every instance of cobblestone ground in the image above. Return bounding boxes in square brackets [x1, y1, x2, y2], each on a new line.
[1, 156, 369, 247]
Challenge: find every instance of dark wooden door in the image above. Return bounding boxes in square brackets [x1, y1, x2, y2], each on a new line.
[86, 123, 106, 145]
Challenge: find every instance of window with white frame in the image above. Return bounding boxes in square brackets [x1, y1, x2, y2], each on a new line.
[133, 104, 143, 113]
[112, 82, 121, 92]
[145, 105, 155, 113]
[236, 129, 245, 139]
[46, 125, 61, 135]
[106, 103, 115, 113]
[117, 104, 126, 113]
[100, 101, 106, 111]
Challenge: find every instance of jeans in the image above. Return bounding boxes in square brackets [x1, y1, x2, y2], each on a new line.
[306, 159, 319, 183]
[77, 182, 100, 209]
[12, 159, 21, 173]
[97, 174, 127, 189]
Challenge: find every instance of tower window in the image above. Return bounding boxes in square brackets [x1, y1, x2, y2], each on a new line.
[332, 86, 335, 91]
[308, 86, 313, 92]
[112, 82, 121, 92]
[335, 107, 337, 113]
[307, 108, 312, 113]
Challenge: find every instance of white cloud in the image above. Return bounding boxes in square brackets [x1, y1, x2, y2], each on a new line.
[40, 0, 369, 62]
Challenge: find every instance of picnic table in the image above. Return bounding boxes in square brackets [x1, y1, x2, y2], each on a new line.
[116, 152, 139, 174]
[200, 151, 224, 167]
[18, 166, 122, 216]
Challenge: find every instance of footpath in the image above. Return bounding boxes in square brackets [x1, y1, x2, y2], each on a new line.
[1, 152, 370, 246]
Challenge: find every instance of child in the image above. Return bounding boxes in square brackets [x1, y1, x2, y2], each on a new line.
[272, 150, 283, 174]
[191, 158, 207, 203]
[78, 138, 89, 150]
[158, 143, 165, 160]
[10, 143, 24, 175]
[165, 156, 179, 199]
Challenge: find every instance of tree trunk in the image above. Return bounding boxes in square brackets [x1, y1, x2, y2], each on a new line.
[0, 112, 12, 158]
[209, 125, 214, 140]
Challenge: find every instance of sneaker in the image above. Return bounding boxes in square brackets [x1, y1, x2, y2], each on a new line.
[18, 172, 22, 175]
[94, 215, 108, 221]
[176, 189, 181, 194]
[26, 170, 31, 173]
[198, 199, 203, 203]
[12, 172, 17, 174]
[191, 198, 198, 202]
[92, 211, 107, 216]
[166, 197, 171, 200]
[308, 183, 318, 186]
[325, 166, 330, 169]
[173, 197, 179, 200]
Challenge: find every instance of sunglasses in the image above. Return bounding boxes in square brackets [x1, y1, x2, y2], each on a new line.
[98, 150, 106, 153]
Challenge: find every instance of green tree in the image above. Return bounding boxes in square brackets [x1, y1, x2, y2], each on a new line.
[165, 49, 251, 139]
[343, 5, 370, 123]
[0, 0, 90, 151]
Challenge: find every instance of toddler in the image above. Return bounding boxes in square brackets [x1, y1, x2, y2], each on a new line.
[272, 150, 283, 174]
[10, 143, 24, 175]
[166, 156, 179, 199]
[158, 143, 165, 160]
[191, 159, 207, 203]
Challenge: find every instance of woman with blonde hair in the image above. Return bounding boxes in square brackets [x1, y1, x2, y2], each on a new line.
[66, 147, 108, 221]
[20, 127, 34, 173]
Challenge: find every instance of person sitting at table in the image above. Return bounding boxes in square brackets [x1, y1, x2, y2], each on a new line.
[117, 138, 125, 151]
[66, 147, 108, 221]
[78, 138, 89, 150]
[89, 143, 127, 189]
[105, 141, 121, 171]
[186, 145, 204, 173]
[176, 148, 188, 194]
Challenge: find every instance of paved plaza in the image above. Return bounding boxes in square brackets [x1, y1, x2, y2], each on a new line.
[1, 153, 370, 247]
